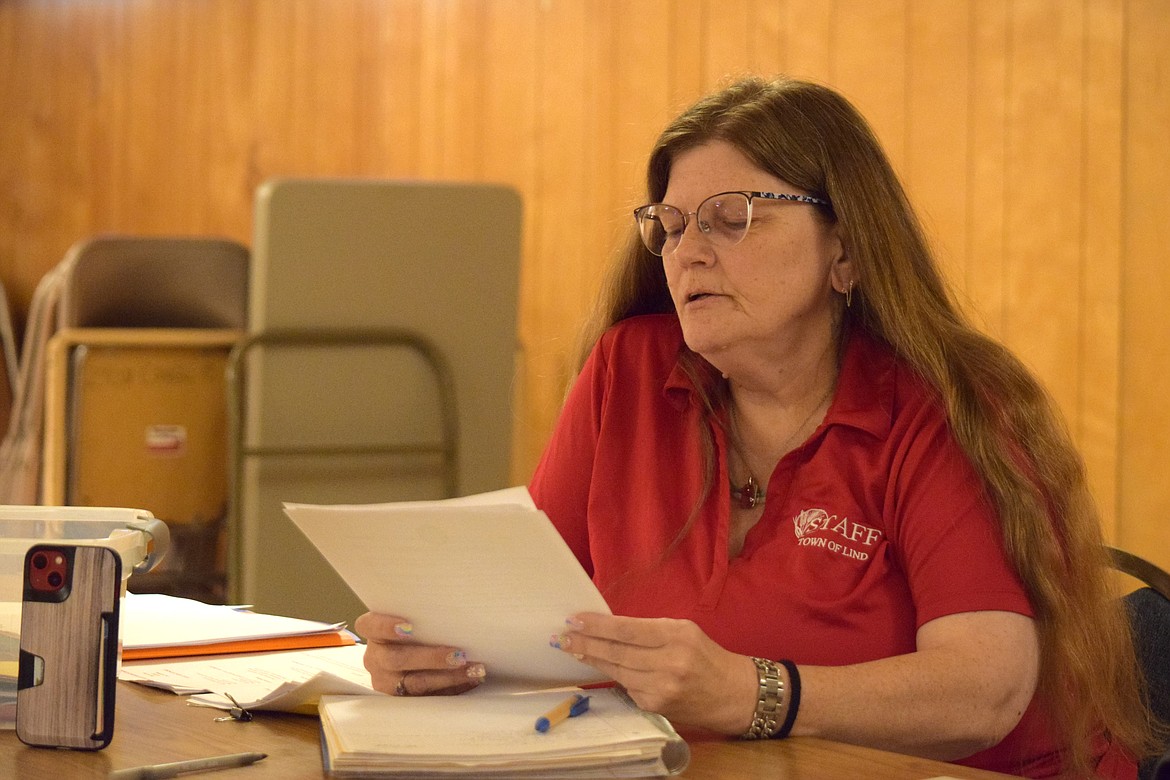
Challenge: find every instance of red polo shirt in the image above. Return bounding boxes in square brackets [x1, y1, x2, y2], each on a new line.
[530, 313, 1130, 779]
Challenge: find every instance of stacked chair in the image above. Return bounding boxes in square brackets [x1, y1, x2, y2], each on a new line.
[6, 236, 248, 601]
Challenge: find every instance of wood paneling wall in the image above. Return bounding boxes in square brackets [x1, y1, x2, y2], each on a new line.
[1, 1, 1167, 569]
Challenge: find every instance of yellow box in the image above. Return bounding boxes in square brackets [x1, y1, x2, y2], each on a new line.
[42, 329, 239, 521]
[42, 329, 238, 599]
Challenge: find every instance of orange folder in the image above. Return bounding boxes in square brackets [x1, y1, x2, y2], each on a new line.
[122, 630, 356, 661]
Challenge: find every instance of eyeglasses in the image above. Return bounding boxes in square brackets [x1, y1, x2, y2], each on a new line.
[632, 190, 831, 256]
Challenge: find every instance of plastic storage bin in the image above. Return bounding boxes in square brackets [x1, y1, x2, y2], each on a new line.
[0, 506, 168, 728]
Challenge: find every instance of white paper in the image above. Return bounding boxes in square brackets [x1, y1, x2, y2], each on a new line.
[189, 670, 377, 713]
[284, 487, 611, 684]
[122, 592, 346, 649]
[120, 644, 375, 709]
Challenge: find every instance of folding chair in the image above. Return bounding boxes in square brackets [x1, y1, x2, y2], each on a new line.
[1108, 547, 1170, 780]
[42, 236, 248, 601]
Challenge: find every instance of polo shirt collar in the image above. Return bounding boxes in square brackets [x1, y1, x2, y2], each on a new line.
[828, 327, 895, 439]
[664, 351, 718, 412]
[662, 326, 896, 439]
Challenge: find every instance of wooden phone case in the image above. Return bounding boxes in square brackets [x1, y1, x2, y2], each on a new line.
[16, 544, 121, 749]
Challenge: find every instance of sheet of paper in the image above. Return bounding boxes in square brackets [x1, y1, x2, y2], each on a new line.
[284, 487, 612, 684]
[119, 644, 375, 709]
[122, 592, 346, 649]
[189, 670, 378, 715]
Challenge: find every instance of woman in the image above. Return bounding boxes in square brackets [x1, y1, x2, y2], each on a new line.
[357, 76, 1155, 778]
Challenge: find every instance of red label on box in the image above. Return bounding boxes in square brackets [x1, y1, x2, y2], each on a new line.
[144, 425, 187, 457]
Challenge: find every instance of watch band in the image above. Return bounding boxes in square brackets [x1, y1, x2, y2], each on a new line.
[741, 656, 785, 739]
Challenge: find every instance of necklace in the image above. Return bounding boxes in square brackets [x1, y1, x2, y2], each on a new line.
[728, 384, 835, 509]
[730, 474, 766, 509]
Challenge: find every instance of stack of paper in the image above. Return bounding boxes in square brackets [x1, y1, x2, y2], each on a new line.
[119, 593, 368, 715]
[318, 687, 690, 778]
[120, 644, 376, 715]
[283, 486, 611, 686]
[289, 488, 687, 777]
[122, 593, 355, 660]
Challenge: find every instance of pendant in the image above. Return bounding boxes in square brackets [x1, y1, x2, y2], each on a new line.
[731, 475, 764, 509]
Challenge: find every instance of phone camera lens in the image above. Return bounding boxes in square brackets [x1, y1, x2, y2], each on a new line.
[48, 571, 63, 588]
[32, 552, 48, 570]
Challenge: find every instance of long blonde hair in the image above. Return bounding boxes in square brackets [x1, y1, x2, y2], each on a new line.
[578, 75, 1156, 773]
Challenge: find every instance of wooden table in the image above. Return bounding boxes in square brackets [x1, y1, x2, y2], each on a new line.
[0, 682, 1020, 779]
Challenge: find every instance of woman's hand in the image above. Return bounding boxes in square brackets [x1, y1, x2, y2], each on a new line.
[553, 611, 1037, 760]
[354, 612, 486, 696]
[553, 613, 759, 734]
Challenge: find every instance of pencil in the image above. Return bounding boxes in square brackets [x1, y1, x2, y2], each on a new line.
[108, 751, 267, 779]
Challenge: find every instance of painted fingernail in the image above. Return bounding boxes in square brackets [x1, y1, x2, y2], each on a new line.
[466, 663, 487, 679]
[549, 632, 570, 650]
[394, 622, 414, 638]
[564, 616, 585, 630]
[446, 649, 468, 667]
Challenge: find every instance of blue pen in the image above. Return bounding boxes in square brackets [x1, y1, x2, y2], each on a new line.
[534, 693, 591, 732]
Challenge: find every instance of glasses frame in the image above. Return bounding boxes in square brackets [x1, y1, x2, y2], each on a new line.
[632, 190, 832, 256]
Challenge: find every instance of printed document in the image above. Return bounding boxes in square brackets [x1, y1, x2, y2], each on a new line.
[120, 644, 375, 714]
[121, 593, 353, 659]
[284, 487, 611, 685]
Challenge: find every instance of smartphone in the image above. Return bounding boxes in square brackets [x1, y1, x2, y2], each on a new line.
[16, 543, 121, 749]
